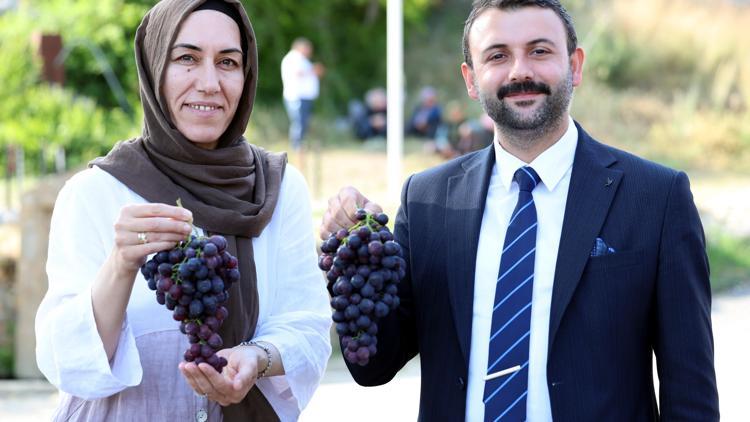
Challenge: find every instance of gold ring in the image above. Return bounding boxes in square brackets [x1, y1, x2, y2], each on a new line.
[137, 232, 148, 244]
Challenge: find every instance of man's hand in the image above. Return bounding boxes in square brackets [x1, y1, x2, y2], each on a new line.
[313, 62, 326, 77]
[320, 186, 382, 240]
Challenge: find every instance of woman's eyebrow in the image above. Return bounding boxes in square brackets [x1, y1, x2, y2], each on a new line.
[172, 43, 200, 51]
[171, 43, 242, 55]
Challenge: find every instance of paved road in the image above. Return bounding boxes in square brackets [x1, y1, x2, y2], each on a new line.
[710, 285, 750, 421]
[1, 284, 748, 421]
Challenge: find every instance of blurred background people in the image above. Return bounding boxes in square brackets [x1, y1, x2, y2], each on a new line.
[349, 87, 388, 140]
[407, 86, 442, 140]
[281, 37, 324, 168]
[435, 105, 494, 159]
[457, 112, 494, 155]
[434, 101, 467, 158]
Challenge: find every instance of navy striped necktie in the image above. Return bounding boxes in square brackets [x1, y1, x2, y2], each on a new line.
[483, 166, 541, 422]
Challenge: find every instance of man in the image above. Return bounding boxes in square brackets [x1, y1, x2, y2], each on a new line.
[281, 37, 323, 165]
[407, 86, 443, 140]
[350, 87, 387, 140]
[320, 1, 719, 421]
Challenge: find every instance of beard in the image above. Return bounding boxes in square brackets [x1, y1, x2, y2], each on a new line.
[478, 69, 574, 144]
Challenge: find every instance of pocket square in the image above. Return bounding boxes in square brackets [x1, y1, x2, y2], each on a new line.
[591, 237, 616, 257]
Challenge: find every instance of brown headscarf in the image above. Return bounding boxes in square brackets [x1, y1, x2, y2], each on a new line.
[90, 0, 284, 420]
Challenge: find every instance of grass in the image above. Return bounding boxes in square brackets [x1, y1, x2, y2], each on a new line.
[577, 0, 750, 174]
[0, 322, 14, 378]
[707, 231, 750, 293]
[0, 249, 16, 378]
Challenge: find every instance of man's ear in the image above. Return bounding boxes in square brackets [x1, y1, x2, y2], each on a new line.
[570, 47, 585, 88]
[461, 63, 479, 100]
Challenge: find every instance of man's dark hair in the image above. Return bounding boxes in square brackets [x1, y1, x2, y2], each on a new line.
[462, 0, 577, 68]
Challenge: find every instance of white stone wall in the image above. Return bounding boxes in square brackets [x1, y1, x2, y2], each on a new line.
[14, 174, 68, 378]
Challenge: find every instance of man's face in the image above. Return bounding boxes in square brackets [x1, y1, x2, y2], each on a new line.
[461, 7, 584, 134]
[300, 43, 313, 58]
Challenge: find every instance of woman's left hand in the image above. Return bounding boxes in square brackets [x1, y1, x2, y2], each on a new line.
[179, 345, 262, 406]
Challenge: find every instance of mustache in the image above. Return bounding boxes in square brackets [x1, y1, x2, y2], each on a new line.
[497, 81, 551, 99]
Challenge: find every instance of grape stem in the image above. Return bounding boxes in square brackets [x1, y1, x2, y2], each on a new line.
[341, 213, 384, 247]
[176, 198, 196, 240]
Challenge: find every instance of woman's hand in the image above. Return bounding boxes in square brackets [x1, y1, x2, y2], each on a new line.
[110, 203, 193, 275]
[319, 186, 382, 240]
[179, 345, 264, 406]
[93, 203, 193, 361]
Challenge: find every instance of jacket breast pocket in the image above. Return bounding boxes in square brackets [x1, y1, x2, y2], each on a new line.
[583, 249, 644, 274]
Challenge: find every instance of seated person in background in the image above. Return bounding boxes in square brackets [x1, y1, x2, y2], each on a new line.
[434, 101, 468, 159]
[349, 87, 387, 140]
[407, 86, 442, 139]
[457, 112, 494, 155]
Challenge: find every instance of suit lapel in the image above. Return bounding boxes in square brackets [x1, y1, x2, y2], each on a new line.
[548, 124, 623, 351]
[445, 146, 495, 365]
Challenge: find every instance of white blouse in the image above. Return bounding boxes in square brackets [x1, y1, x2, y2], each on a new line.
[35, 165, 332, 421]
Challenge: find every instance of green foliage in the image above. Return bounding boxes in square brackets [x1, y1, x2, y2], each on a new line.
[707, 231, 750, 293]
[647, 103, 750, 172]
[243, 0, 386, 111]
[584, 0, 750, 109]
[0, 343, 12, 379]
[0, 321, 13, 379]
[27, 0, 150, 109]
[0, 0, 437, 174]
[0, 2, 140, 171]
[243, 0, 435, 112]
[0, 12, 39, 102]
[2, 85, 133, 153]
[1, 0, 438, 166]
[577, 0, 750, 172]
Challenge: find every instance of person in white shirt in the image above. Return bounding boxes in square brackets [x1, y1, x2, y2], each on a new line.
[281, 38, 323, 167]
[35, 1, 331, 421]
[318, 0, 718, 421]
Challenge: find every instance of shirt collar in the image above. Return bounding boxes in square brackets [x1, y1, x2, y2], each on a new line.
[494, 116, 578, 193]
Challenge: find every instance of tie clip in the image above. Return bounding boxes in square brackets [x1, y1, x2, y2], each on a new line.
[484, 365, 522, 381]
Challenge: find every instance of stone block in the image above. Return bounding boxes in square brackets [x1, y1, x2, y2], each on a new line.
[15, 174, 69, 379]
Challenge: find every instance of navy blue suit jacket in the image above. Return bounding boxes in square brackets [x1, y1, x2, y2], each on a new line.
[344, 123, 719, 421]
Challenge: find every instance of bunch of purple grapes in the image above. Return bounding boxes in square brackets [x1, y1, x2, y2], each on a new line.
[319, 209, 405, 366]
[141, 234, 240, 372]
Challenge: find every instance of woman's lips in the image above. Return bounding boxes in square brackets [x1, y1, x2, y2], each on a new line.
[183, 103, 223, 116]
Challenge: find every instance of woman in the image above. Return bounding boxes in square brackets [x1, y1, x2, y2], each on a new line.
[35, 1, 332, 421]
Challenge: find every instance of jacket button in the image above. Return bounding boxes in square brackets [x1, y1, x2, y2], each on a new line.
[457, 377, 466, 390]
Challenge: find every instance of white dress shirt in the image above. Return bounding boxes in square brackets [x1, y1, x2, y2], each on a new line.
[36, 164, 332, 421]
[281, 49, 319, 101]
[466, 117, 578, 421]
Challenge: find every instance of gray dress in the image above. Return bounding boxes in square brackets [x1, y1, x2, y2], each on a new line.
[52, 331, 224, 422]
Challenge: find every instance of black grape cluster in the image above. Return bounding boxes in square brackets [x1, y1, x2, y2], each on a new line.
[319, 209, 405, 366]
[141, 234, 240, 373]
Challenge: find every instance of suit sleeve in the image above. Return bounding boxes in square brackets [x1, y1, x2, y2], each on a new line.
[654, 171, 719, 420]
[344, 175, 419, 385]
